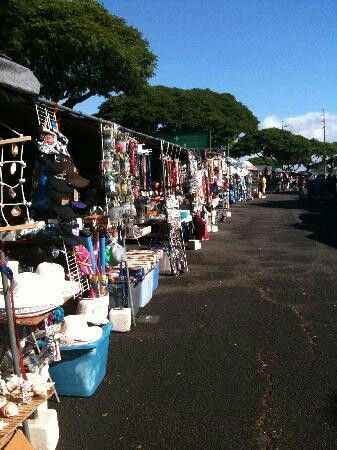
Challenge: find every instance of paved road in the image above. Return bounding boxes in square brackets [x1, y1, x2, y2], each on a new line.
[56, 194, 337, 449]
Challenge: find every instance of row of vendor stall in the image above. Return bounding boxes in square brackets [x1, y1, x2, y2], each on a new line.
[0, 57, 259, 449]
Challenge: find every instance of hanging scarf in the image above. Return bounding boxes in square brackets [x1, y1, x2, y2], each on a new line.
[138, 154, 143, 188]
[147, 153, 152, 190]
[166, 159, 171, 191]
[142, 154, 147, 190]
[171, 159, 177, 190]
[129, 139, 137, 177]
[175, 159, 181, 191]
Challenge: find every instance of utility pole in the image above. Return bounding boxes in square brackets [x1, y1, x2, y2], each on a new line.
[322, 109, 327, 174]
[322, 109, 326, 143]
[281, 120, 288, 131]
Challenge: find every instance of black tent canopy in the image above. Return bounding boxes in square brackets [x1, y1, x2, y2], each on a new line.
[0, 56, 40, 96]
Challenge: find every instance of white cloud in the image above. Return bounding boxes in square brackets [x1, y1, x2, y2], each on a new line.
[260, 112, 337, 143]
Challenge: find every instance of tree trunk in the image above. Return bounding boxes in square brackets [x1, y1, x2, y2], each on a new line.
[63, 91, 94, 109]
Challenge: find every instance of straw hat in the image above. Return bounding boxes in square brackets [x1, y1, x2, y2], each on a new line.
[60, 315, 102, 343]
[76, 296, 109, 325]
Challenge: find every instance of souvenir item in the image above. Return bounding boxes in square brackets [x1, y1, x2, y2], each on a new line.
[109, 206, 122, 222]
[49, 190, 76, 219]
[8, 188, 16, 199]
[103, 128, 114, 149]
[66, 169, 89, 189]
[115, 141, 126, 154]
[77, 296, 109, 325]
[11, 143, 19, 157]
[48, 175, 72, 193]
[37, 130, 58, 155]
[31, 382, 50, 398]
[59, 222, 85, 247]
[4, 376, 20, 393]
[8, 385, 33, 405]
[1, 402, 18, 418]
[0, 421, 8, 431]
[74, 245, 93, 276]
[35, 262, 65, 284]
[120, 181, 129, 196]
[105, 178, 117, 194]
[60, 314, 103, 343]
[10, 206, 21, 217]
[7, 272, 64, 309]
[111, 242, 126, 262]
[108, 307, 131, 332]
[103, 157, 114, 172]
[10, 162, 16, 175]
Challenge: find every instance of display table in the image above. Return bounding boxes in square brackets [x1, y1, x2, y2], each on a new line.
[127, 225, 152, 239]
[0, 296, 73, 326]
[0, 390, 53, 448]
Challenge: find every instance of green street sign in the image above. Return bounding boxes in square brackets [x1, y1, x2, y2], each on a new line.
[155, 130, 211, 149]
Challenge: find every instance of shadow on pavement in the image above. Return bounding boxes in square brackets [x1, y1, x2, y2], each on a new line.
[250, 199, 299, 209]
[295, 208, 337, 249]
[251, 194, 337, 249]
[324, 393, 337, 429]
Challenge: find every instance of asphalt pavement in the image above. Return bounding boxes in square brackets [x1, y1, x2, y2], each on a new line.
[55, 193, 337, 449]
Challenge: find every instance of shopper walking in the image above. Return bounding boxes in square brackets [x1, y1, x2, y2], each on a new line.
[260, 175, 267, 196]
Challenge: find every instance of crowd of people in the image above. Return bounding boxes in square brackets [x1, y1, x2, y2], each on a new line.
[259, 169, 297, 193]
[300, 173, 337, 201]
[258, 168, 337, 201]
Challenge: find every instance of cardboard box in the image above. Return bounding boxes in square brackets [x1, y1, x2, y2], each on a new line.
[188, 240, 201, 250]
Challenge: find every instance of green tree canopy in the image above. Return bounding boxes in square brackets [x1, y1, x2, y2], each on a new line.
[98, 86, 258, 147]
[232, 128, 314, 169]
[249, 156, 277, 167]
[0, 0, 157, 108]
[307, 139, 337, 171]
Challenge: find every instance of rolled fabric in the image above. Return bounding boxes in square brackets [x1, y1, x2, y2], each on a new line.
[99, 236, 106, 276]
[85, 236, 97, 275]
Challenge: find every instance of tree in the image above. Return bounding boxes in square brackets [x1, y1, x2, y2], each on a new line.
[0, 0, 157, 108]
[98, 86, 258, 147]
[249, 156, 277, 167]
[232, 128, 313, 169]
[308, 139, 337, 171]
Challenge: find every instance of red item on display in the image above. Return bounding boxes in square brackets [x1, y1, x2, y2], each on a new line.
[194, 211, 209, 241]
[129, 139, 137, 176]
[142, 154, 147, 190]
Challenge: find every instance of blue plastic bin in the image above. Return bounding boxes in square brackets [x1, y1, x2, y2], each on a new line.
[130, 283, 141, 316]
[153, 261, 160, 291]
[138, 270, 154, 307]
[49, 323, 112, 397]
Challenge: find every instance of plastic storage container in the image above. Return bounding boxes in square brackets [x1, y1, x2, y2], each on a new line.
[138, 270, 154, 307]
[152, 261, 160, 291]
[109, 307, 131, 332]
[160, 252, 171, 274]
[49, 323, 112, 397]
[130, 283, 140, 316]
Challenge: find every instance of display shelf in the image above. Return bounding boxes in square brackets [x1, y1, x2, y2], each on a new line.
[0, 136, 31, 146]
[0, 296, 73, 326]
[0, 224, 38, 233]
[0, 390, 53, 448]
[83, 214, 108, 226]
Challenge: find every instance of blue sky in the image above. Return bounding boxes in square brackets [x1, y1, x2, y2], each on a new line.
[79, 0, 337, 140]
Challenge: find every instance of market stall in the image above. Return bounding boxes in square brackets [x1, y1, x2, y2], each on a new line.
[0, 57, 62, 449]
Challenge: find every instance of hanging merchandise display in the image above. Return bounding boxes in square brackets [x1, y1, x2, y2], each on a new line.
[33, 103, 89, 222]
[150, 141, 188, 275]
[100, 124, 159, 323]
[0, 124, 34, 228]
